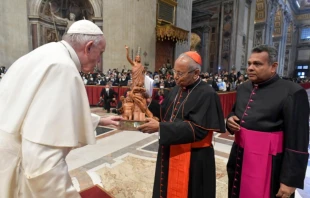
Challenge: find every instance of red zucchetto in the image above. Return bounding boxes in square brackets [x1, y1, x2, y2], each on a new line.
[185, 51, 202, 65]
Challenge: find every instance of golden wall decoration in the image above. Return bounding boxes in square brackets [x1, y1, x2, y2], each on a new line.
[296, 14, 310, 20]
[156, 24, 189, 42]
[273, 9, 282, 37]
[190, 33, 201, 51]
[287, 22, 293, 45]
[255, 0, 266, 23]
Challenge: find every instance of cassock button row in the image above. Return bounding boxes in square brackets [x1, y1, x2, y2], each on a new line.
[247, 106, 251, 109]
[244, 113, 248, 116]
[250, 99, 254, 102]
[241, 120, 245, 123]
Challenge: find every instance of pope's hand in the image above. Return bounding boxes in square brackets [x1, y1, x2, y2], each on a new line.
[138, 118, 159, 134]
[99, 116, 123, 127]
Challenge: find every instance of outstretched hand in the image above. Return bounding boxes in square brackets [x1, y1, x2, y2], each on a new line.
[99, 116, 123, 127]
[137, 118, 159, 134]
[125, 45, 129, 50]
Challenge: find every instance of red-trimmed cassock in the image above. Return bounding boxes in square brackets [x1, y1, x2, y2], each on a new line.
[152, 78, 226, 198]
[227, 74, 309, 198]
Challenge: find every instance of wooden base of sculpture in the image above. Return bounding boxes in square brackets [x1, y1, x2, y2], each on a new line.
[119, 86, 157, 130]
[119, 120, 147, 131]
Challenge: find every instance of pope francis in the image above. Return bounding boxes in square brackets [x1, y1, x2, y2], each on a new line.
[0, 20, 121, 197]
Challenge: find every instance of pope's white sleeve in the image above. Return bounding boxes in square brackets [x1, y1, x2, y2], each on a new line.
[91, 113, 100, 131]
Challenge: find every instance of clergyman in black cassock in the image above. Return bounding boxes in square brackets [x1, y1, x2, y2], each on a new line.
[138, 51, 226, 198]
[226, 45, 309, 198]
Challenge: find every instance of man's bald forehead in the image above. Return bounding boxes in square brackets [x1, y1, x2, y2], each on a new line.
[176, 55, 191, 64]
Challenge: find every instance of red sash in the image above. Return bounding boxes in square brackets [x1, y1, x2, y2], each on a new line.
[167, 132, 213, 198]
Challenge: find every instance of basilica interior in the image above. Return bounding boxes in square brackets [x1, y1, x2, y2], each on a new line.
[1, 0, 310, 197]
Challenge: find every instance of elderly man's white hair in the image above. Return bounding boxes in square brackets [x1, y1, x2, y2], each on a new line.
[177, 53, 201, 72]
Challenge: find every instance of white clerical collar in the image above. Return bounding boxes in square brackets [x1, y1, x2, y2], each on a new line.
[60, 40, 81, 71]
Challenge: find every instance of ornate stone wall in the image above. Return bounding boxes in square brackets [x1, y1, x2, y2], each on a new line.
[0, 0, 29, 67]
[102, 0, 156, 72]
[1, 0, 158, 72]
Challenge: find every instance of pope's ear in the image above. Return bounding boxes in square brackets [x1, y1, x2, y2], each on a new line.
[85, 41, 94, 54]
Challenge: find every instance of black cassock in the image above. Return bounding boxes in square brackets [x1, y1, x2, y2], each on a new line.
[153, 79, 226, 198]
[227, 75, 309, 198]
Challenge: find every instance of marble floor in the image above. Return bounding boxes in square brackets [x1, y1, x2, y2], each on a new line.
[66, 91, 310, 198]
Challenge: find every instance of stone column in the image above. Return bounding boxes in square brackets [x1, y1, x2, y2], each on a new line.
[247, 0, 256, 59]
[265, 0, 278, 45]
[233, 0, 255, 72]
[288, 24, 298, 77]
[219, 1, 234, 72]
[201, 26, 210, 72]
[277, 10, 292, 76]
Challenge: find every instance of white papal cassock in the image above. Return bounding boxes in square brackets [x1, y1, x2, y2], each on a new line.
[0, 40, 100, 198]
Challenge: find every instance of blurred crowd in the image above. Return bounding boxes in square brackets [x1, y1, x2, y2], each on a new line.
[79, 67, 176, 89]
[0, 66, 6, 82]
[1, 64, 309, 88]
[80, 66, 310, 93]
[80, 67, 247, 92]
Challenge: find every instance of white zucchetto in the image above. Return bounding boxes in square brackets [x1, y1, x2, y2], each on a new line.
[67, 20, 103, 35]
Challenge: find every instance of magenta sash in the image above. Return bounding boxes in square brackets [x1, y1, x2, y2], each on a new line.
[234, 127, 283, 198]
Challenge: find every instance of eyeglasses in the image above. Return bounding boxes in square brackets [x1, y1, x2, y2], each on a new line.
[172, 69, 196, 77]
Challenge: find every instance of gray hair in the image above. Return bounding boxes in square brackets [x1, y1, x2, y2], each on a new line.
[178, 53, 201, 71]
[251, 45, 278, 65]
[62, 33, 103, 48]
